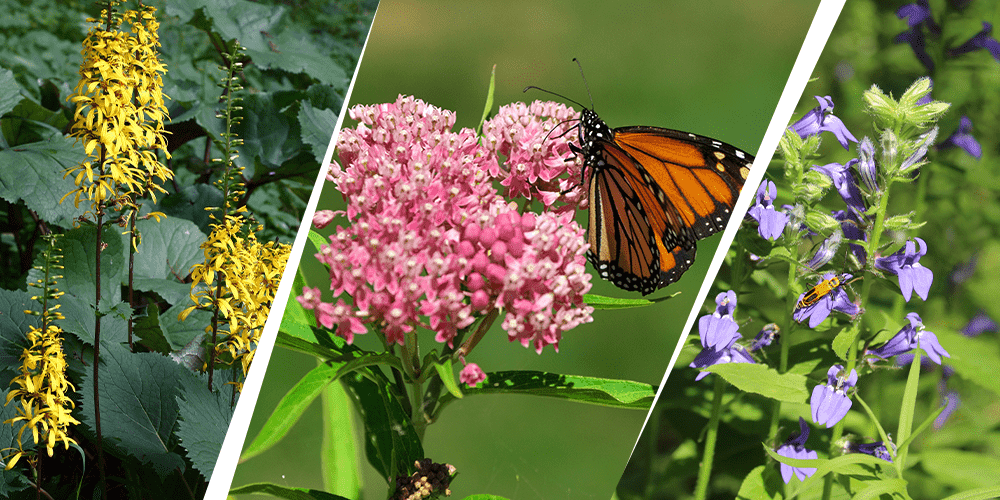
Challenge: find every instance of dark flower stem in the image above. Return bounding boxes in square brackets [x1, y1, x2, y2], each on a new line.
[127, 210, 136, 350]
[208, 279, 223, 391]
[94, 147, 107, 500]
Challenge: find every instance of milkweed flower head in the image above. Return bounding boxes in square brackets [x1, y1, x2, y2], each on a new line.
[482, 101, 583, 212]
[64, 2, 173, 212]
[3, 236, 79, 469]
[313, 95, 593, 353]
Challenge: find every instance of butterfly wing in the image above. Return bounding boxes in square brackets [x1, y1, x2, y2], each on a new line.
[587, 143, 664, 295]
[584, 125, 753, 294]
[612, 126, 753, 244]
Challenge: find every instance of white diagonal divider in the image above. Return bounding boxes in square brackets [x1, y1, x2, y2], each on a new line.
[626, 0, 848, 460]
[202, 5, 380, 498]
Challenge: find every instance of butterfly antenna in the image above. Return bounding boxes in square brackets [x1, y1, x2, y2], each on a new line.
[522, 85, 587, 110]
[572, 58, 595, 110]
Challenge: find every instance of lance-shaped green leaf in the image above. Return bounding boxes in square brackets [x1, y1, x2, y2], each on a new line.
[450, 371, 655, 410]
[229, 482, 351, 500]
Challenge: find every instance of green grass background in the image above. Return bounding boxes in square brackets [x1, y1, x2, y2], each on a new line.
[233, 1, 820, 499]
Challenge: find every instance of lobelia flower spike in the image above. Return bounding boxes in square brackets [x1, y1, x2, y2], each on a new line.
[874, 237, 933, 302]
[311, 95, 592, 354]
[3, 235, 80, 470]
[811, 364, 857, 428]
[789, 96, 858, 149]
[793, 272, 859, 328]
[747, 180, 788, 241]
[776, 417, 818, 484]
[870, 312, 950, 365]
[690, 291, 755, 380]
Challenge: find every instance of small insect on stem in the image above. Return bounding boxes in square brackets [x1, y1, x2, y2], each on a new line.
[795, 273, 861, 310]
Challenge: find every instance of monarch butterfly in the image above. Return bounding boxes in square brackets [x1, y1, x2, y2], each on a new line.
[572, 106, 754, 295]
[795, 273, 854, 310]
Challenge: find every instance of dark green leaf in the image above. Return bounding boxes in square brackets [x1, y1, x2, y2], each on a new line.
[0, 389, 32, 496]
[298, 101, 337, 164]
[175, 371, 235, 481]
[159, 302, 213, 352]
[134, 305, 171, 354]
[124, 217, 207, 283]
[78, 343, 191, 480]
[0, 68, 22, 116]
[0, 135, 85, 227]
[343, 369, 423, 482]
[0, 288, 39, 374]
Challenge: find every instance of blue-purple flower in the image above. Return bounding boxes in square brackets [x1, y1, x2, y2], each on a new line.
[947, 22, 1000, 63]
[939, 116, 982, 159]
[776, 417, 818, 484]
[874, 237, 933, 302]
[793, 273, 860, 328]
[961, 312, 997, 337]
[790, 96, 858, 149]
[849, 441, 893, 462]
[748, 180, 788, 241]
[690, 291, 755, 380]
[894, 1, 939, 72]
[811, 364, 857, 428]
[833, 210, 868, 266]
[750, 323, 779, 351]
[699, 291, 739, 349]
[934, 390, 960, 430]
[871, 312, 950, 365]
[807, 230, 842, 269]
[857, 137, 878, 192]
[812, 160, 866, 218]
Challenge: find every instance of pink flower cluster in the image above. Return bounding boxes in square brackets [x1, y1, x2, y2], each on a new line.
[299, 95, 593, 353]
[482, 101, 585, 212]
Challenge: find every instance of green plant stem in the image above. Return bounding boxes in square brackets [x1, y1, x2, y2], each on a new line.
[694, 375, 726, 500]
[401, 330, 426, 439]
[823, 171, 894, 500]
